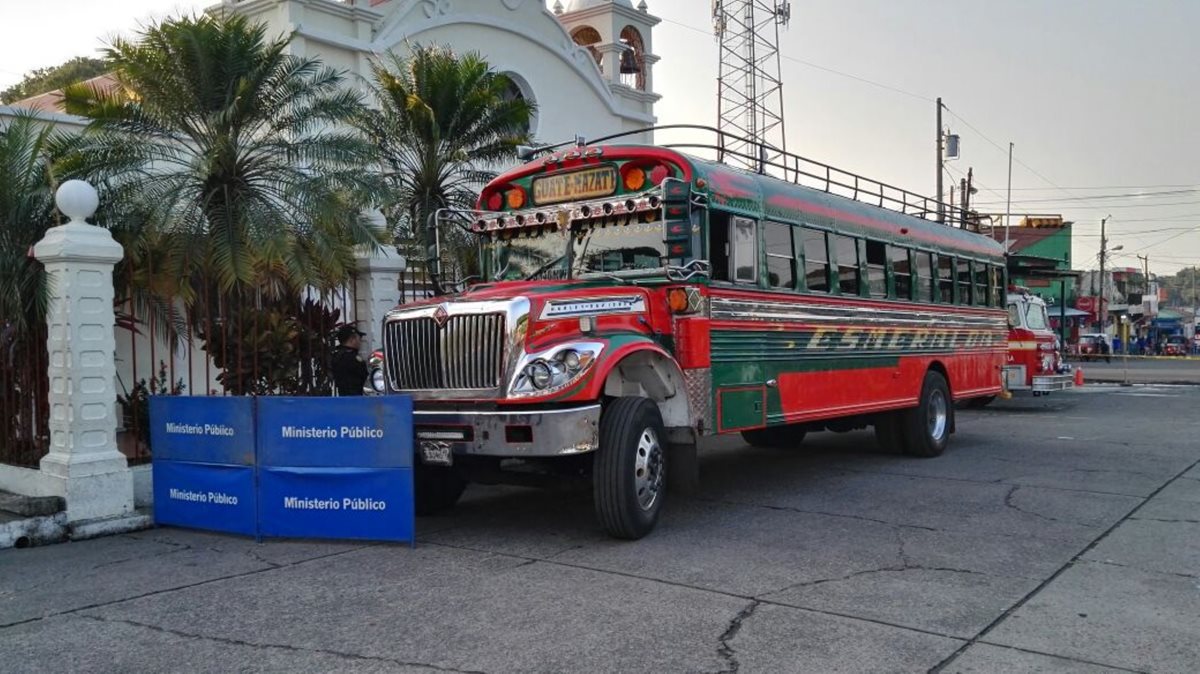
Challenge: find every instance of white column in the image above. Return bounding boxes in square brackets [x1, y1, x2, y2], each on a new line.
[354, 248, 407, 355]
[33, 180, 133, 523]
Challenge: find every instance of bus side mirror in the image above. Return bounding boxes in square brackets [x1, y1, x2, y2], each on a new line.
[662, 178, 692, 259]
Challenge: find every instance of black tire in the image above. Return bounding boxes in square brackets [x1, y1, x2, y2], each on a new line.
[741, 425, 807, 449]
[874, 412, 909, 453]
[414, 464, 467, 516]
[594, 397, 667, 540]
[899, 371, 952, 458]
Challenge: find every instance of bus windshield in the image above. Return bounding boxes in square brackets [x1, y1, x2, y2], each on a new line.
[484, 219, 669, 281]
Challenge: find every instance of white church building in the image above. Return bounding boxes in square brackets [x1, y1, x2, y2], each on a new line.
[220, 0, 661, 145]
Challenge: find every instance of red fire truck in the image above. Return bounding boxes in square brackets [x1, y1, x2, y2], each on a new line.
[380, 126, 1008, 538]
[998, 289, 1073, 399]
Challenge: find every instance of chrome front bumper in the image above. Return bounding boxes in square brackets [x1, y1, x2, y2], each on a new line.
[1032, 374, 1073, 392]
[413, 404, 601, 459]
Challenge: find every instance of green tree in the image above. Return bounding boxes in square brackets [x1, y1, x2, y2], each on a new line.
[61, 14, 386, 392]
[356, 45, 535, 292]
[1, 56, 110, 105]
[0, 112, 80, 465]
[0, 112, 74, 334]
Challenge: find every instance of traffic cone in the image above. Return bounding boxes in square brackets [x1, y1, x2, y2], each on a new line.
[1074, 367, 1085, 387]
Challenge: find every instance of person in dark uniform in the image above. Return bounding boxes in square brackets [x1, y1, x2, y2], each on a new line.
[331, 325, 368, 396]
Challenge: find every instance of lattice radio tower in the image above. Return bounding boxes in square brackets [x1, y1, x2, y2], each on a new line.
[713, 1, 791, 173]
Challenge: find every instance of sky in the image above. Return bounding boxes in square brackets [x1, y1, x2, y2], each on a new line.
[2, 0, 1199, 275]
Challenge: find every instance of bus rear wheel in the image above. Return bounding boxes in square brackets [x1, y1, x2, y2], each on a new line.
[899, 371, 952, 458]
[594, 397, 667, 540]
[741, 425, 807, 449]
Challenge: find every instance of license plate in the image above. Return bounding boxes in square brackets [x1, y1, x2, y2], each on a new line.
[532, 166, 618, 205]
[419, 440, 453, 467]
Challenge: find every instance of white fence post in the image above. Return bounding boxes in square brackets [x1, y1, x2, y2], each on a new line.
[33, 180, 134, 523]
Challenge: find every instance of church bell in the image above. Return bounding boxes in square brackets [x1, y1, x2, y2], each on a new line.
[619, 45, 640, 74]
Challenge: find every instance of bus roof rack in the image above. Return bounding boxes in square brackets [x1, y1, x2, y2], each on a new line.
[574, 124, 981, 231]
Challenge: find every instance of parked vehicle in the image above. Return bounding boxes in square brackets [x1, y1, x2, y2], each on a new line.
[1077, 333, 1111, 363]
[1163, 335, 1188, 356]
[380, 126, 1008, 539]
[995, 291, 1074, 400]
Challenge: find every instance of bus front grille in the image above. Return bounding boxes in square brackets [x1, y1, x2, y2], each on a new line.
[384, 314, 506, 391]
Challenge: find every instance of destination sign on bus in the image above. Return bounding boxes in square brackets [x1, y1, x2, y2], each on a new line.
[532, 166, 617, 205]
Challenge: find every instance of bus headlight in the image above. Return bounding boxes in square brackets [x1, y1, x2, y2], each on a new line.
[371, 368, 386, 393]
[509, 343, 603, 397]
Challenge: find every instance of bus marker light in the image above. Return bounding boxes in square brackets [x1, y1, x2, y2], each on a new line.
[623, 166, 646, 191]
[506, 187, 527, 210]
[667, 288, 689, 313]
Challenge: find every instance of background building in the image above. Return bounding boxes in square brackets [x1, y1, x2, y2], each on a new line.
[219, 0, 661, 145]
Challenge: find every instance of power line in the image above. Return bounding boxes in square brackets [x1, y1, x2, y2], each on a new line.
[658, 17, 934, 103]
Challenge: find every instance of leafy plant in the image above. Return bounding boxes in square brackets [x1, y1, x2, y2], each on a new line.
[201, 296, 341, 396]
[117, 360, 186, 449]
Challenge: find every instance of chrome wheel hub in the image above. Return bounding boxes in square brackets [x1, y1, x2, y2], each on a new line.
[928, 389, 948, 441]
[633, 427, 663, 511]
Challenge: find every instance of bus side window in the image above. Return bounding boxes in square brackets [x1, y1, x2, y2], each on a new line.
[764, 221, 795, 290]
[800, 227, 830, 293]
[732, 217, 758, 284]
[915, 251, 933, 302]
[956, 259, 972, 305]
[1007, 302, 1021, 328]
[708, 211, 730, 282]
[973, 262, 988, 306]
[937, 255, 955, 303]
[991, 265, 1005, 307]
[890, 245, 912, 300]
[834, 234, 859, 296]
[865, 240, 887, 298]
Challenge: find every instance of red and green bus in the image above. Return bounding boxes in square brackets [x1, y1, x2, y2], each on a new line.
[380, 127, 1008, 539]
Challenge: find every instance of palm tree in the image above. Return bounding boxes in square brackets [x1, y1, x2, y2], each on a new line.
[60, 13, 387, 393]
[357, 45, 535, 292]
[0, 112, 65, 335]
[62, 13, 386, 301]
[0, 111, 77, 464]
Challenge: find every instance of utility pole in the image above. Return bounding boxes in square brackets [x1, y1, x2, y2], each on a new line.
[1004, 143, 1013, 252]
[936, 97, 944, 223]
[1098, 215, 1110, 333]
[1136, 255, 1149, 294]
[964, 167, 975, 229]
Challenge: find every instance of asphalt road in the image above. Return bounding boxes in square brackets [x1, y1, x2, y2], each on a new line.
[3, 385, 1199, 673]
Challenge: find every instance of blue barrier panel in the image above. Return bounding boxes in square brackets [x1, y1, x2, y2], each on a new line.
[152, 460, 257, 536]
[256, 396, 414, 542]
[258, 467, 414, 541]
[257, 396, 413, 468]
[149, 396, 255, 465]
[150, 396, 258, 536]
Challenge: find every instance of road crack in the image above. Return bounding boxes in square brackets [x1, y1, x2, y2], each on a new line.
[1003, 485, 1064, 524]
[693, 497, 939, 532]
[77, 614, 486, 673]
[714, 600, 760, 673]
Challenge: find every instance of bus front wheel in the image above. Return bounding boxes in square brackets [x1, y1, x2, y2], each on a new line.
[900, 371, 952, 458]
[594, 397, 667, 540]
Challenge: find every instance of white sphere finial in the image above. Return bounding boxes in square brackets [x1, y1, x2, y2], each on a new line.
[56, 180, 99, 224]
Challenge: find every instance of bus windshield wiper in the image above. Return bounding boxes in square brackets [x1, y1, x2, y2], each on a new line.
[524, 255, 567, 281]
